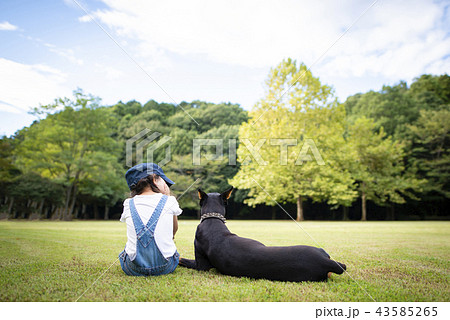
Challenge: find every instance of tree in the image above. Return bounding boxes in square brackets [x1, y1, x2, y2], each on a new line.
[408, 109, 450, 199]
[344, 82, 418, 140]
[344, 74, 449, 219]
[166, 101, 247, 133]
[230, 59, 357, 221]
[347, 117, 424, 220]
[77, 151, 128, 219]
[112, 98, 248, 217]
[344, 75, 450, 141]
[15, 89, 123, 220]
[0, 136, 20, 217]
[6, 173, 64, 219]
[409, 74, 450, 110]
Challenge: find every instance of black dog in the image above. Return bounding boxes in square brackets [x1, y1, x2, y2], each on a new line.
[179, 187, 347, 282]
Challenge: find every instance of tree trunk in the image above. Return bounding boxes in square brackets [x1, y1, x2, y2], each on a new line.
[51, 204, 58, 219]
[94, 204, 100, 220]
[271, 206, 277, 220]
[43, 205, 49, 219]
[296, 195, 304, 221]
[343, 206, 349, 221]
[38, 200, 44, 217]
[81, 203, 87, 219]
[7, 197, 14, 215]
[52, 207, 63, 220]
[66, 184, 77, 221]
[104, 205, 109, 220]
[361, 191, 367, 221]
[73, 205, 79, 219]
[63, 184, 73, 220]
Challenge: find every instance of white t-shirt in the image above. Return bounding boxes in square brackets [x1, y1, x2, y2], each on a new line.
[120, 194, 182, 260]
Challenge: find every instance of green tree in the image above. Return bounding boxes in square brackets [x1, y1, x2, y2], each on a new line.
[344, 74, 449, 141]
[408, 109, 450, 199]
[6, 173, 64, 219]
[345, 82, 418, 140]
[15, 89, 123, 220]
[0, 136, 20, 216]
[347, 117, 424, 220]
[409, 74, 450, 110]
[230, 59, 356, 221]
[345, 74, 449, 217]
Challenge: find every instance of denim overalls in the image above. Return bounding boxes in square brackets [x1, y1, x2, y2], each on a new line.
[119, 195, 179, 276]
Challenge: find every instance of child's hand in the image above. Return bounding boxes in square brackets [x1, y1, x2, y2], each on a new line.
[162, 181, 171, 196]
[155, 176, 171, 195]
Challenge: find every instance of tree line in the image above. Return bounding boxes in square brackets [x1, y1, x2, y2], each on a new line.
[0, 59, 448, 221]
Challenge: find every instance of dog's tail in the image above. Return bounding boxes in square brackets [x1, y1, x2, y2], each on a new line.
[329, 260, 347, 275]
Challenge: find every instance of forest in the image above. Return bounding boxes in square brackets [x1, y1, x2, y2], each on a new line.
[1, 59, 449, 221]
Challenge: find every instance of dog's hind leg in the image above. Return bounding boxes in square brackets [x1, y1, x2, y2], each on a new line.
[194, 246, 214, 271]
[328, 260, 347, 275]
[178, 248, 214, 271]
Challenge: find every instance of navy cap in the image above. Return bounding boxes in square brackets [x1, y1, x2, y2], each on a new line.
[125, 163, 175, 190]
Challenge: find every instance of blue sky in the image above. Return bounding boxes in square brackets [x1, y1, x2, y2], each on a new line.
[1, 0, 449, 136]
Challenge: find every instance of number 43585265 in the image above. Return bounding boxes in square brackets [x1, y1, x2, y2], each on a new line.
[376, 306, 437, 317]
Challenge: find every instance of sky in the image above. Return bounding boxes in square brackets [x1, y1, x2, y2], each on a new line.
[0, 0, 449, 137]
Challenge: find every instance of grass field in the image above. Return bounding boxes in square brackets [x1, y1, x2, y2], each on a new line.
[0, 220, 448, 302]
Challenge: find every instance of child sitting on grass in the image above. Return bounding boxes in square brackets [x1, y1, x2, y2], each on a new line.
[118, 163, 182, 276]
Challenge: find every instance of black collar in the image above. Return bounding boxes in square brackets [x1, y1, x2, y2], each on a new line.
[200, 212, 226, 223]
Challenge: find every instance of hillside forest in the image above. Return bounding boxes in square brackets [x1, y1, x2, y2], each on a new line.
[1, 59, 448, 221]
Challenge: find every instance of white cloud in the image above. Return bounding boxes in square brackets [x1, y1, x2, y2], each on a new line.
[46, 44, 84, 66]
[0, 58, 70, 114]
[78, 15, 91, 23]
[316, 0, 450, 80]
[0, 100, 24, 114]
[0, 21, 18, 31]
[94, 63, 124, 80]
[79, 0, 449, 84]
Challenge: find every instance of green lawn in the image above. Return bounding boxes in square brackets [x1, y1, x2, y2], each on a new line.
[0, 220, 448, 301]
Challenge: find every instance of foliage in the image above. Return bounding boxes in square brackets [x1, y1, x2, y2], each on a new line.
[344, 74, 450, 217]
[344, 75, 449, 141]
[111, 99, 248, 214]
[1, 62, 448, 220]
[14, 89, 124, 220]
[347, 117, 424, 220]
[230, 59, 357, 220]
[408, 109, 450, 198]
[344, 82, 418, 140]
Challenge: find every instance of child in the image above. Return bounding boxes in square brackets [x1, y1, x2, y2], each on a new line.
[118, 163, 182, 276]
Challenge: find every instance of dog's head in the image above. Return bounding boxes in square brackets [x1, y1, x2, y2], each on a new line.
[198, 187, 233, 216]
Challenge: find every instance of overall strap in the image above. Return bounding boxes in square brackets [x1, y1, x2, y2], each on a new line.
[129, 195, 169, 234]
[146, 195, 168, 232]
[129, 198, 144, 233]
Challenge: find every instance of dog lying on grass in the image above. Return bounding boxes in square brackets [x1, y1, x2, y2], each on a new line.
[179, 187, 346, 282]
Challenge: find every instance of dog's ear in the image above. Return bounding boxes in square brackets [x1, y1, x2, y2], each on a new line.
[198, 188, 208, 207]
[221, 187, 233, 205]
[198, 188, 208, 200]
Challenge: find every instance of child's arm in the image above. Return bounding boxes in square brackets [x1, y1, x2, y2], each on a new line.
[173, 215, 178, 238]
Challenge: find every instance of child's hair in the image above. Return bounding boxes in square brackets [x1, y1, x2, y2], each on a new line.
[130, 174, 162, 197]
